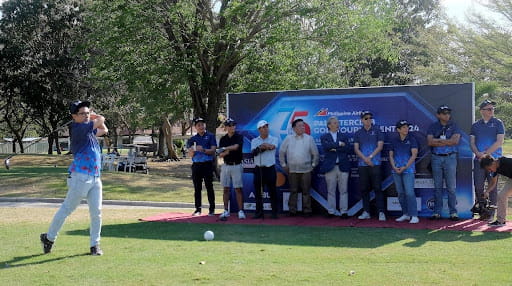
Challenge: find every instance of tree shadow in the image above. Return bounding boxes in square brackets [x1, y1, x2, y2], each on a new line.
[1, 253, 88, 270]
[66, 221, 512, 249]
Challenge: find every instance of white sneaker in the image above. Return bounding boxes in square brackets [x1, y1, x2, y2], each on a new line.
[333, 210, 342, 217]
[395, 215, 410, 222]
[379, 212, 386, 221]
[219, 210, 230, 220]
[358, 211, 370, 220]
[409, 216, 419, 224]
[238, 210, 246, 219]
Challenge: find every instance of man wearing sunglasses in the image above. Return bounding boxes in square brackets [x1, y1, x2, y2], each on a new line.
[427, 105, 461, 221]
[470, 99, 505, 221]
[354, 111, 386, 221]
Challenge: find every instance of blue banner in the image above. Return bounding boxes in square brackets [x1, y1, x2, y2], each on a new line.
[228, 84, 474, 218]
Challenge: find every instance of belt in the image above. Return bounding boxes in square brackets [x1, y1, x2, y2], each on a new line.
[224, 162, 240, 165]
[255, 165, 275, 168]
[433, 152, 456, 156]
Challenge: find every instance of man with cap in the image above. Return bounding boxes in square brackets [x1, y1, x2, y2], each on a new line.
[389, 120, 419, 224]
[470, 99, 505, 221]
[427, 105, 461, 221]
[279, 118, 319, 217]
[319, 116, 351, 218]
[251, 120, 279, 219]
[354, 111, 386, 221]
[40, 100, 108, 256]
[187, 117, 217, 216]
[217, 118, 246, 221]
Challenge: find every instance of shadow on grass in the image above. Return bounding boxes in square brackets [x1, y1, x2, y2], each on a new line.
[67, 221, 512, 249]
[0, 253, 88, 270]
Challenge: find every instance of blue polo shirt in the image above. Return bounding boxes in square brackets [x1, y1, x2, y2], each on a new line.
[187, 131, 217, 163]
[390, 133, 418, 174]
[354, 125, 384, 166]
[68, 121, 102, 176]
[427, 120, 460, 155]
[470, 117, 505, 158]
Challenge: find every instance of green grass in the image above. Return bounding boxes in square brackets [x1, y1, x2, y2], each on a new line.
[1, 207, 511, 285]
[0, 166, 221, 203]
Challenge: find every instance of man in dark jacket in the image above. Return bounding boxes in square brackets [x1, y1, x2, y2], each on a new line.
[319, 116, 351, 218]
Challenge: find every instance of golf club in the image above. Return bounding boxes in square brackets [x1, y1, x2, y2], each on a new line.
[3, 120, 73, 170]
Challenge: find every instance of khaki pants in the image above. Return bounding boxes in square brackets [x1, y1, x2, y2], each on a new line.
[288, 172, 312, 213]
[325, 167, 349, 214]
[496, 176, 512, 223]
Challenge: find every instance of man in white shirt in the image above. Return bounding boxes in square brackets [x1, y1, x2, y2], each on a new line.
[279, 119, 319, 217]
[251, 120, 279, 219]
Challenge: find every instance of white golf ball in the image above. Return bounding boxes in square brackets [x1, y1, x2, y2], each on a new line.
[204, 230, 214, 241]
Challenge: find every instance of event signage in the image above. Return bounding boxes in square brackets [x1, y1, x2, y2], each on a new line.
[227, 84, 474, 218]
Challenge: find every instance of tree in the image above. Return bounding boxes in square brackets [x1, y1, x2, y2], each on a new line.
[0, 0, 89, 154]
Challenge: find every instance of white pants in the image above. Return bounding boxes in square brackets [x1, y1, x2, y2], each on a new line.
[47, 172, 102, 247]
[325, 167, 349, 214]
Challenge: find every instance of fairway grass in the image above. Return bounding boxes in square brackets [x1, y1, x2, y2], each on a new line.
[1, 207, 511, 285]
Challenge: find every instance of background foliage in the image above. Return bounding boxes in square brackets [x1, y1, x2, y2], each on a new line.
[1, 0, 512, 153]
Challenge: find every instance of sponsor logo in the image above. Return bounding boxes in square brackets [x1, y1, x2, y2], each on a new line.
[426, 198, 436, 211]
[316, 108, 328, 116]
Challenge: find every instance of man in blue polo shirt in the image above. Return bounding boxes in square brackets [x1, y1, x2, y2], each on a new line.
[354, 111, 386, 221]
[187, 117, 217, 216]
[470, 99, 505, 221]
[40, 100, 108, 256]
[427, 105, 461, 221]
[389, 120, 419, 224]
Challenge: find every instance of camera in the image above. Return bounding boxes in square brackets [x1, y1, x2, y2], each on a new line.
[470, 198, 497, 220]
[215, 147, 226, 155]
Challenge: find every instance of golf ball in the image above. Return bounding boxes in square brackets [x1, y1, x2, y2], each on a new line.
[204, 230, 214, 241]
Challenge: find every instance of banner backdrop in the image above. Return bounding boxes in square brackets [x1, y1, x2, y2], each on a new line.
[227, 83, 474, 218]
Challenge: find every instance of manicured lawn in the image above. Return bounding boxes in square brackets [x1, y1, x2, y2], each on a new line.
[1, 207, 511, 285]
[0, 154, 220, 203]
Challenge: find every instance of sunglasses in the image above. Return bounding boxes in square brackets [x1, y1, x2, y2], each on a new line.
[77, 112, 90, 116]
[363, 117, 373, 120]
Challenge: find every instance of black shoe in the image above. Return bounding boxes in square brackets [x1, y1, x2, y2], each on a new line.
[340, 213, 349, 219]
[271, 213, 278, 219]
[253, 213, 264, 219]
[40, 233, 53, 254]
[488, 220, 505, 227]
[450, 214, 459, 221]
[303, 212, 313, 217]
[429, 214, 441, 220]
[288, 212, 297, 217]
[90, 245, 103, 256]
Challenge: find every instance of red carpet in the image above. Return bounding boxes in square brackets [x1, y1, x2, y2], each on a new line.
[140, 212, 512, 233]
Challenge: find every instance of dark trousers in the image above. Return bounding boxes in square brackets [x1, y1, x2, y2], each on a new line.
[253, 165, 278, 215]
[358, 165, 385, 213]
[192, 162, 215, 213]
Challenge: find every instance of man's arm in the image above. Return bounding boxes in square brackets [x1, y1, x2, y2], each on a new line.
[91, 113, 108, 136]
[485, 134, 505, 155]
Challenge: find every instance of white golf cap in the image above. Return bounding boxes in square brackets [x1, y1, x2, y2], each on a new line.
[257, 120, 268, 129]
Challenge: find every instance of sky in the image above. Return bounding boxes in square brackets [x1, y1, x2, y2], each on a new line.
[440, 0, 495, 23]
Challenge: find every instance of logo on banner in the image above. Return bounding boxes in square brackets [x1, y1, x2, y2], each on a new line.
[426, 198, 436, 211]
[315, 108, 328, 116]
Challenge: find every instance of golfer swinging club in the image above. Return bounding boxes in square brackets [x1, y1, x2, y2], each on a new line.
[40, 100, 108, 256]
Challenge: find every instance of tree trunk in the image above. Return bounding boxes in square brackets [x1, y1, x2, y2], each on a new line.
[162, 116, 179, 161]
[157, 125, 166, 158]
[47, 135, 54, 155]
[55, 135, 62, 155]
